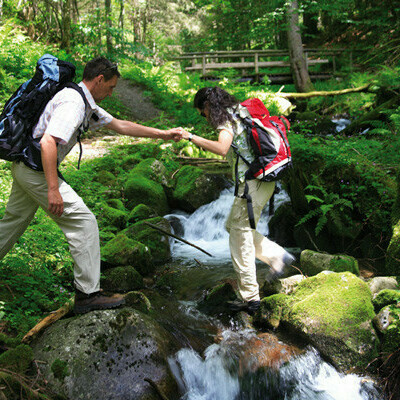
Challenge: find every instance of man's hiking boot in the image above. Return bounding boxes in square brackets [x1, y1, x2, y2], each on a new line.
[227, 299, 260, 315]
[74, 290, 125, 314]
[266, 252, 296, 283]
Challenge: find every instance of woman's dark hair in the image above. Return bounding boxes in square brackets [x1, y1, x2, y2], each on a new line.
[83, 57, 121, 81]
[194, 87, 239, 129]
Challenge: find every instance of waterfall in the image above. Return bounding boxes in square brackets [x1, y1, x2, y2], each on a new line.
[165, 185, 290, 264]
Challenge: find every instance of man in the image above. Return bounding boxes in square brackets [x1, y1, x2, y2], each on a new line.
[0, 57, 181, 314]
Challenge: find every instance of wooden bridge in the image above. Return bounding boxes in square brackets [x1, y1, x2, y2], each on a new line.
[173, 49, 356, 83]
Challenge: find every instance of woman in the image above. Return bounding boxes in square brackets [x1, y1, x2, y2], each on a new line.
[179, 87, 294, 314]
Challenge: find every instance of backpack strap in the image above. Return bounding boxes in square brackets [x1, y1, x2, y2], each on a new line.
[242, 181, 256, 229]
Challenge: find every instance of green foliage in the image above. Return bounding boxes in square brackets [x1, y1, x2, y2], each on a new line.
[297, 184, 354, 236]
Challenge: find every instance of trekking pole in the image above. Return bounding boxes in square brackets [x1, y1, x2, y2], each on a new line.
[144, 222, 213, 257]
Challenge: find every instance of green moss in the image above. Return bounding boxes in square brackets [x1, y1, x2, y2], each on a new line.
[124, 217, 171, 265]
[101, 266, 144, 292]
[289, 272, 375, 338]
[386, 219, 400, 276]
[95, 170, 116, 186]
[102, 234, 152, 274]
[173, 165, 203, 201]
[51, 359, 70, 382]
[260, 293, 289, 329]
[0, 344, 33, 374]
[124, 291, 152, 313]
[128, 204, 157, 224]
[106, 198, 126, 211]
[373, 289, 400, 312]
[109, 309, 133, 333]
[124, 174, 169, 216]
[382, 305, 400, 354]
[330, 256, 359, 275]
[0, 333, 20, 348]
[131, 158, 169, 185]
[99, 203, 128, 230]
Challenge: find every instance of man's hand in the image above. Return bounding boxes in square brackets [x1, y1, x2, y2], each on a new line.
[48, 188, 64, 217]
[164, 128, 184, 142]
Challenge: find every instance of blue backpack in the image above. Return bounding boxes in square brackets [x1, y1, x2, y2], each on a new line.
[0, 54, 89, 171]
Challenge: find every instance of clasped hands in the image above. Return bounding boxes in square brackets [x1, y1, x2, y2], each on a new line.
[164, 127, 192, 142]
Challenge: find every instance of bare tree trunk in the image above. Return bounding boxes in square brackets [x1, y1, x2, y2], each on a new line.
[118, 0, 124, 49]
[0, 0, 3, 23]
[286, 0, 314, 92]
[61, 0, 71, 51]
[96, 0, 102, 50]
[105, 0, 112, 55]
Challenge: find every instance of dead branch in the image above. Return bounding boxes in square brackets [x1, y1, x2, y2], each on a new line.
[22, 298, 74, 344]
[144, 222, 213, 257]
[278, 84, 372, 99]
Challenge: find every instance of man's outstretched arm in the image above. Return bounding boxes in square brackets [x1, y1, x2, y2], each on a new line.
[106, 118, 180, 141]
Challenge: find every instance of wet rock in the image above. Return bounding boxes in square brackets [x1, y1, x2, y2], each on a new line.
[300, 249, 359, 276]
[367, 276, 399, 296]
[101, 266, 144, 292]
[198, 281, 237, 315]
[238, 332, 301, 373]
[124, 217, 172, 266]
[131, 158, 170, 188]
[32, 308, 179, 400]
[372, 289, 400, 312]
[261, 274, 305, 297]
[124, 291, 152, 313]
[173, 165, 229, 212]
[101, 233, 153, 275]
[257, 272, 379, 371]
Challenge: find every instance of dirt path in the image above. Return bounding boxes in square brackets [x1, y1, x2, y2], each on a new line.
[114, 78, 162, 122]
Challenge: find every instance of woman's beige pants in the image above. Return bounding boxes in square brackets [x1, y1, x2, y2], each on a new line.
[0, 162, 100, 294]
[226, 180, 288, 302]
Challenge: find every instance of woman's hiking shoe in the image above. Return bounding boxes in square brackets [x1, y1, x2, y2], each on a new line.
[74, 290, 125, 314]
[266, 252, 296, 283]
[227, 299, 260, 315]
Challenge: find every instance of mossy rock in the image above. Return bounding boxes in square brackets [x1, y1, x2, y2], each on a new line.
[99, 203, 128, 230]
[257, 271, 379, 370]
[95, 170, 117, 186]
[124, 174, 169, 216]
[385, 218, 400, 276]
[131, 158, 170, 187]
[101, 234, 152, 275]
[268, 202, 297, 247]
[300, 250, 359, 277]
[0, 344, 33, 374]
[101, 266, 144, 292]
[124, 217, 172, 266]
[124, 291, 152, 313]
[51, 359, 70, 382]
[198, 281, 237, 315]
[373, 289, 400, 312]
[173, 165, 228, 212]
[127, 204, 157, 224]
[106, 198, 126, 211]
[367, 276, 399, 296]
[373, 305, 400, 354]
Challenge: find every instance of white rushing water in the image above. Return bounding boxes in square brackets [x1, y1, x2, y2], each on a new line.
[169, 330, 382, 400]
[165, 185, 290, 264]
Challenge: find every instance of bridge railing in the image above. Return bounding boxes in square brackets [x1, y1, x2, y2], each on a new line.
[173, 49, 356, 77]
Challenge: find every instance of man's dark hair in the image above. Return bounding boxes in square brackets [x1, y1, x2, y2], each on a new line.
[83, 57, 121, 81]
[194, 87, 238, 129]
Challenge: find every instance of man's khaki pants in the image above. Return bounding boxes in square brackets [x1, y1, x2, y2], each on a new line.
[0, 162, 100, 294]
[226, 179, 288, 302]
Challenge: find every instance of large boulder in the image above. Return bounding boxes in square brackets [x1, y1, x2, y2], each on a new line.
[32, 308, 179, 400]
[124, 217, 172, 266]
[172, 165, 229, 212]
[299, 250, 359, 277]
[373, 304, 400, 354]
[367, 276, 399, 296]
[101, 233, 153, 276]
[101, 266, 144, 292]
[256, 271, 379, 371]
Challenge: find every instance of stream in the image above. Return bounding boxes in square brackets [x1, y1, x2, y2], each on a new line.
[158, 187, 384, 400]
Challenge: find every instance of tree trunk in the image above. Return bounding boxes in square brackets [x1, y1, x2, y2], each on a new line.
[118, 0, 124, 48]
[105, 0, 113, 55]
[286, 0, 314, 93]
[60, 0, 71, 51]
[96, 0, 101, 50]
[0, 0, 3, 23]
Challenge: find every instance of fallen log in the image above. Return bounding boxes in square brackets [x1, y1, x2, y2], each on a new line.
[278, 83, 372, 99]
[22, 298, 74, 343]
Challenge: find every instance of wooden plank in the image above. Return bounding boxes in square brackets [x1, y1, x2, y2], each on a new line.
[185, 59, 329, 71]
